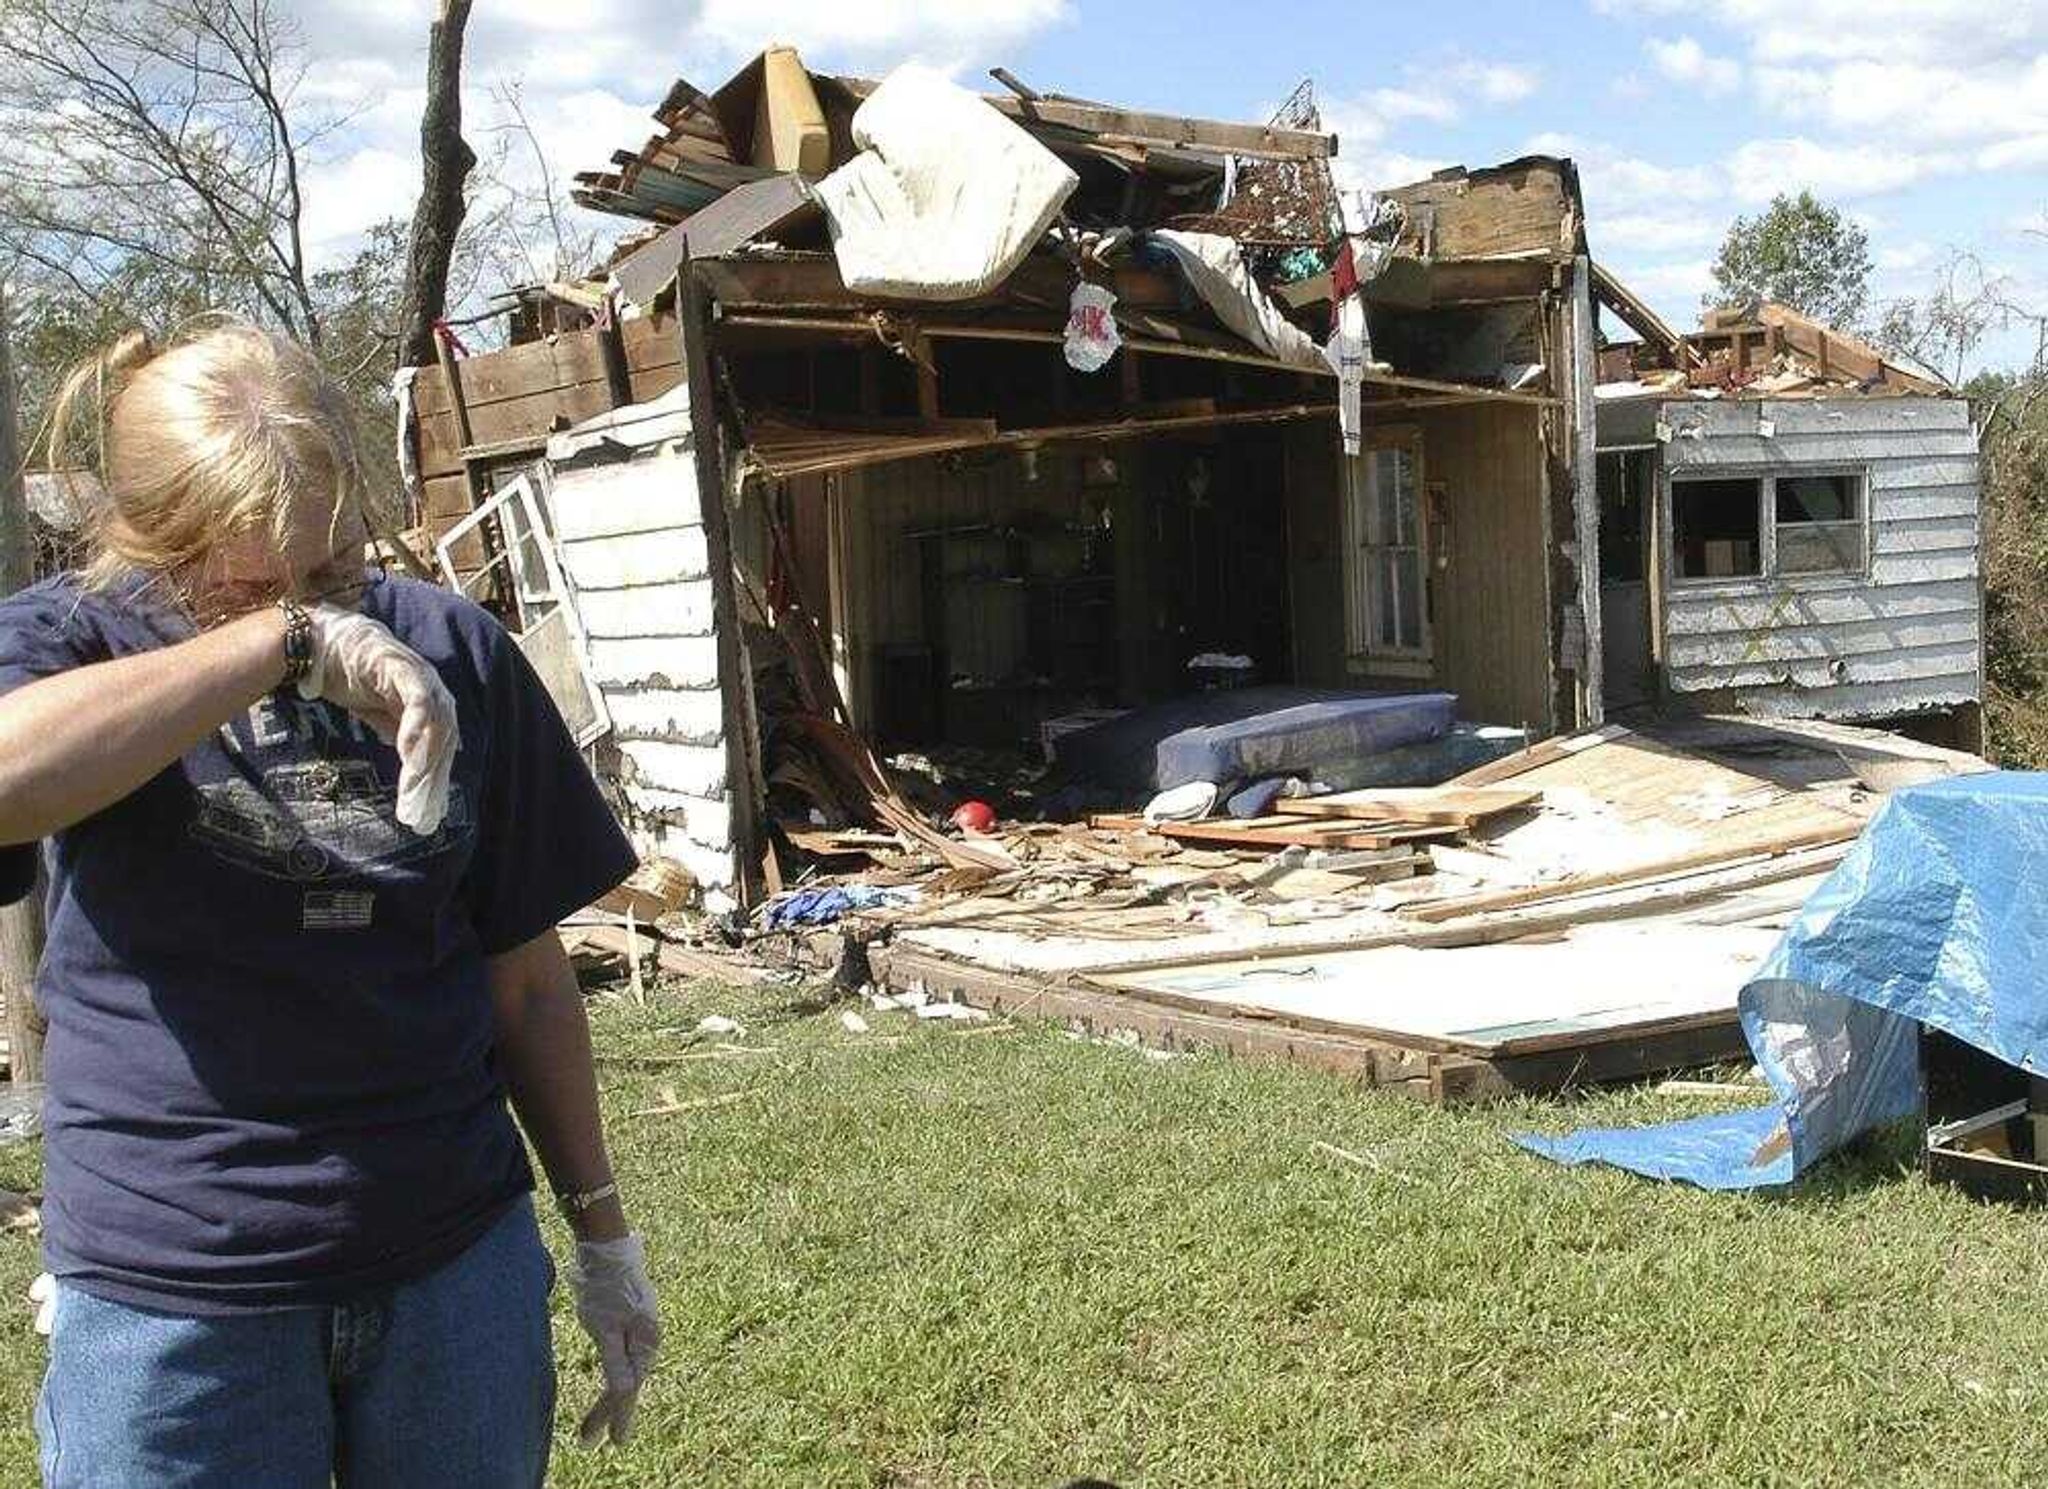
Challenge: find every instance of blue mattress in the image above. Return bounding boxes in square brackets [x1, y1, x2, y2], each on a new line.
[1057, 687, 1458, 794]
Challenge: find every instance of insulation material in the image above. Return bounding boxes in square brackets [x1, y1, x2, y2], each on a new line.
[813, 65, 1078, 302]
[1146, 230, 1327, 370]
[1520, 774, 2048, 1189]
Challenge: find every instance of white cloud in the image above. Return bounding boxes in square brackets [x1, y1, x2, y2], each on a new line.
[1607, 258, 1716, 306]
[1366, 87, 1461, 125]
[691, 0, 1072, 68]
[1725, 136, 1961, 202]
[1447, 60, 1541, 105]
[1755, 56, 2048, 144]
[1645, 36, 1742, 94]
[1600, 213, 1723, 252]
[300, 148, 417, 252]
[1332, 149, 1453, 199]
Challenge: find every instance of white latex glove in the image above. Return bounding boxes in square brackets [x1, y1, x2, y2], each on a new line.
[566, 1233, 661, 1447]
[27, 1272, 53, 1336]
[301, 605, 459, 835]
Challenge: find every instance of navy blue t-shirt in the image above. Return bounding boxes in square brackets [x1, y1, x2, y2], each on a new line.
[0, 573, 636, 1312]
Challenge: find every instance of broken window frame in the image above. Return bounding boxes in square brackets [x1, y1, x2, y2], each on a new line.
[1343, 426, 1433, 670]
[434, 472, 613, 748]
[1665, 465, 1872, 590]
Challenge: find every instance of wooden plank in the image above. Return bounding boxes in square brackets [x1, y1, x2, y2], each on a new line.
[1447, 725, 1629, 786]
[1088, 814, 1457, 851]
[1403, 818, 1862, 923]
[1276, 786, 1541, 827]
[680, 257, 763, 908]
[832, 74, 1335, 160]
[871, 946, 1453, 1097]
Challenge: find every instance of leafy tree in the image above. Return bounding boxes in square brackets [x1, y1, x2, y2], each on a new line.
[1708, 191, 1873, 329]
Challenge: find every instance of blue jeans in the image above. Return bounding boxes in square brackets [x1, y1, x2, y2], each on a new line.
[36, 1197, 556, 1489]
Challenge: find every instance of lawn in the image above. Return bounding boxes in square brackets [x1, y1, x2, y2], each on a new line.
[2, 978, 2047, 1487]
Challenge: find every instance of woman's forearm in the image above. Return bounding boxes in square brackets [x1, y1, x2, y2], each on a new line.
[0, 608, 288, 844]
[489, 932, 631, 1243]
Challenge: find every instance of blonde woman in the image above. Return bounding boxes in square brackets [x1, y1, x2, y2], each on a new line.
[0, 323, 659, 1488]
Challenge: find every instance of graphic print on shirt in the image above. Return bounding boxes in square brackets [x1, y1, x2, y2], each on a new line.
[187, 692, 471, 901]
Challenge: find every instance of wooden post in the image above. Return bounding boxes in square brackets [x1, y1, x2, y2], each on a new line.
[0, 283, 46, 1084]
[676, 258, 768, 909]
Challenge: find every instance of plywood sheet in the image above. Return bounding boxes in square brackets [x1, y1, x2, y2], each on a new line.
[1098, 919, 1777, 1055]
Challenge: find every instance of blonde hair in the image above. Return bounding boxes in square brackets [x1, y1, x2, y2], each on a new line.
[43, 320, 383, 594]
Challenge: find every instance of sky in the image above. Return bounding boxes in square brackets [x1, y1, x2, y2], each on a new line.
[285, 0, 2048, 373]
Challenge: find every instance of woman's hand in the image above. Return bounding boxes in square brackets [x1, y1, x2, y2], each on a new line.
[301, 606, 459, 834]
[567, 1234, 661, 1446]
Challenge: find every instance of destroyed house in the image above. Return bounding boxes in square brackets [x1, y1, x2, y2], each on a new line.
[402, 52, 1616, 912]
[1589, 282, 1984, 748]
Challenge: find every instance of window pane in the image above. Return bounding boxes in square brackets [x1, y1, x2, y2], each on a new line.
[1776, 521, 1864, 574]
[1393, 451, 1419, 546]
[1776, 473, 1858, 524]
[1370, 450, 1400, 544]
[1395, 551, 1424, 648]
[1672, 478, 1761, 579]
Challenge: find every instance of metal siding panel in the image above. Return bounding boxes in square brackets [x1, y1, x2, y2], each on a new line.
[1663, 396, 1971, 441]
[1665, 431, 1978, 469]
[1668, 674, 1980, 720]
[1867, 458, 1981, 491]
[1669, 638, 1980, 691]
[1665, 612, 1980, 667]
[1871, 550, 1979, 585]
[1873, 513, 1979, 555]
[1664, 577, 1981, 634]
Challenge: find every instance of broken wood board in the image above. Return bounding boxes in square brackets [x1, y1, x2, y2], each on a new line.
[871, 944, 1749, 1104]
[1088, 814, 1457, 852]
[892, 849, 1845, 979]
[1091, 916, 1778, 1058]
[1276, 786, 1541, 829]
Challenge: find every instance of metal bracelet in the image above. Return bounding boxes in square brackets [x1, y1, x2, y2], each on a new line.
[555, 1180, 620, 1219]
[276, 598, 314, 688]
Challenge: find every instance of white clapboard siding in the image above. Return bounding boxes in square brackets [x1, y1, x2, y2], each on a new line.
[542, 418, 739, 907]
[585, 635, 721, 690]
[573, 584, 716, 641]
[548, 455, 697, 542]
[1657, 395, 1981, 721]
[603, 686, 725, 744]
[557, 528, 709, 590]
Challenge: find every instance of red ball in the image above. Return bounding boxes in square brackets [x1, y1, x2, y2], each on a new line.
[950, 800, 998, 835]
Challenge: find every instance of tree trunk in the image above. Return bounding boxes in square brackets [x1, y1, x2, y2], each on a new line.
[394, 0, 477, 373]
[0, 283, 47, 1085]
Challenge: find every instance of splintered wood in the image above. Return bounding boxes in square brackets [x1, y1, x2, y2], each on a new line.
[1274, 786, 1541, 830]
[1087, 813, 1458, 852]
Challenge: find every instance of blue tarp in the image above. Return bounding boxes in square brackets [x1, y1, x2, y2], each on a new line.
[1519, 772, 2048, 1190]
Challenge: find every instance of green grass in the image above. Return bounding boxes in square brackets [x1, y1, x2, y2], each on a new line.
[3, 982, 2048, 1486]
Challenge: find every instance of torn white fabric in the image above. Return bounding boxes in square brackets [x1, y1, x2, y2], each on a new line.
[1147, 230, 1326, 370]
[391, 365, 421, 513]
[1325, 294, 1370, 456]
[1063, 281, 1121, 372]
[814, 65, 1078, 302]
